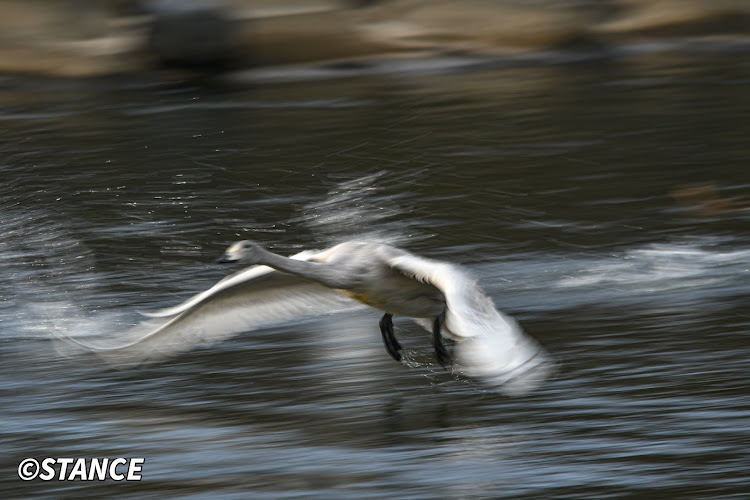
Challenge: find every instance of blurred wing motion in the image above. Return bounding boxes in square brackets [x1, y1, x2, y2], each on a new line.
[56, 242, 553, 395]
[58, 252, 362, 367]
[390, 253, 554, 395]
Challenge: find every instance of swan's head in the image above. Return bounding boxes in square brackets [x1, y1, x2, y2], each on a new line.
[217, 240, 265, 264]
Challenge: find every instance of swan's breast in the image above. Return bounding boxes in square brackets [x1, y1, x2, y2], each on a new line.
[339, 290, 390, 310]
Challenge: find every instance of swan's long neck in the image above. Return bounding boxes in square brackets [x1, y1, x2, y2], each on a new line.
[257, 248, 354, 290]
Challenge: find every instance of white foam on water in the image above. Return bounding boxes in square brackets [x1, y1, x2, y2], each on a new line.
[556, 239, 749, 293]
[295, 170, 429, 247]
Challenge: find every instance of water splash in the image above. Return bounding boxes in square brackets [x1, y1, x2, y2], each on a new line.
[0, 182, 129, 342]
[294, 170, 428, 247]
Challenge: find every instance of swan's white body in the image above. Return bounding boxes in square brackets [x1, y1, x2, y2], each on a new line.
[66, 241, 552, 395]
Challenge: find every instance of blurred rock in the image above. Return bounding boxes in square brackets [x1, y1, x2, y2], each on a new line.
[357, 0, 601, 54]
[0, 0, 747, 77]
[0, 0, 145, 76]
[146, 0, 237, 67]
[670, 183, 750, 217]
[599, 0, 750, 36]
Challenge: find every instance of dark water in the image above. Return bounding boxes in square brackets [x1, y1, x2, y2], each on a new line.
[2, 53, 749, 499]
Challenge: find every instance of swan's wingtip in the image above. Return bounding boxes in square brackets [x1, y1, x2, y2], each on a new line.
[489, 355, 557, 396]
[455, 335, 556, 396]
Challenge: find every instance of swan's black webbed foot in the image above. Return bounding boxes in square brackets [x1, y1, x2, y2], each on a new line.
[433, 312, 451, 368]
[379, 313, 402, 362]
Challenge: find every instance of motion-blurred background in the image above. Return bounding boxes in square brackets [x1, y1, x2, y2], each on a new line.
[2, 1, 749, 499]
[0, 0, 748, 75]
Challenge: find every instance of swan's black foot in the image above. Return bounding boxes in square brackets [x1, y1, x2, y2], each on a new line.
[379, 313, 402, 362]
[433, 312, 451, 368]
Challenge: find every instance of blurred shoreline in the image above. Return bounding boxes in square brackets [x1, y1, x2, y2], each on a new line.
[0, 0, 748, 79]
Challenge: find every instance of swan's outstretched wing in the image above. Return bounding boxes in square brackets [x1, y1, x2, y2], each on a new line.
[141, 250, 320, 318]
[388, 253, 554, 395]
[61, 259, 362, 367]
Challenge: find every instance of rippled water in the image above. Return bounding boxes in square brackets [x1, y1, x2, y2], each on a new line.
[2, 53, 749, 498]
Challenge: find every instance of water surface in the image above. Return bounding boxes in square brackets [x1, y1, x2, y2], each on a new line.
[1, 53, 749, 498]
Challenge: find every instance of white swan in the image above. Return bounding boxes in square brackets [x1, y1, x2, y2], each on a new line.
[63, 240, 553, 394]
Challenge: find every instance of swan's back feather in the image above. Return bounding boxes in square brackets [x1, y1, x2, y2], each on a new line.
[387, 253, 499, 338]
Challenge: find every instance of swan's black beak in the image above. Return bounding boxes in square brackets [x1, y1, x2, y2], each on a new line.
[217, 254, 236, 264]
